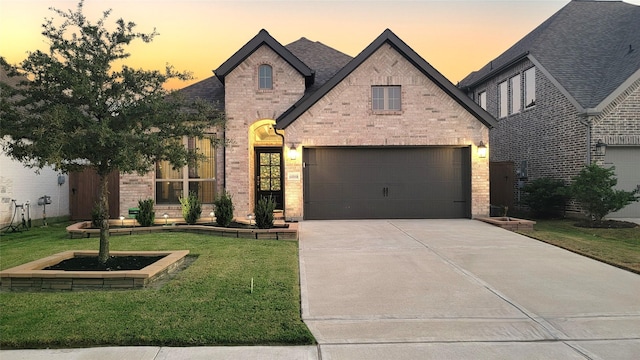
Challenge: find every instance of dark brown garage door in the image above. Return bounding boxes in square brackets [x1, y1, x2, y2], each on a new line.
[303, 147, 471, 219]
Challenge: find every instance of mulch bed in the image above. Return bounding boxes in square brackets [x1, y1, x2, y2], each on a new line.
[43, 255, 166, 271]
[574, 220, 638, 229]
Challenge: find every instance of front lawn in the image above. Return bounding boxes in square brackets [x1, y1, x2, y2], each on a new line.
[518, 219, 640, 274]
[0, 223, 314, 348]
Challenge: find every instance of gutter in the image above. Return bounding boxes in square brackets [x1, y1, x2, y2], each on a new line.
[459, 51, 530, 91]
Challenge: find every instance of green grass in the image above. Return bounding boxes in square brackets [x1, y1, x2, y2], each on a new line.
[518, 219, 640, 274]
[0, 223, 315, 349]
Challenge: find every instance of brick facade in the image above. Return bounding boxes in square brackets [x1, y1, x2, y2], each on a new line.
[223, 45, 306, 218]
[118, 35, 493, 221]
[284, 44, 490, 219]
[592, 78, 640, 159]
[466, 58, 640, 214]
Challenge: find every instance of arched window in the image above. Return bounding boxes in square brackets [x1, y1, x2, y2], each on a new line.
[258, 64, 272, 89]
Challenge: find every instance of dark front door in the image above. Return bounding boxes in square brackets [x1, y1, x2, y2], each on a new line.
[255, 148, 284, 210]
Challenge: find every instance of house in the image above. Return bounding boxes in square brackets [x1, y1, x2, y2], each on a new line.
[119, 29, 495, 221]
[458, 0, 640, 218]
[0, 66, 70, 228]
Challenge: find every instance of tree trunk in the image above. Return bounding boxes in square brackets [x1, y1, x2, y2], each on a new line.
[98, 174, 110, 264]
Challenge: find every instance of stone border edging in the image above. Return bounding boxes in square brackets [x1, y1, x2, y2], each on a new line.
[66, 221, 298, 240]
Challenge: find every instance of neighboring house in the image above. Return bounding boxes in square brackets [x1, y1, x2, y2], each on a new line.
[0, 66, 69, 228]
[458, 0, 640, 218]
[119, 29, 495, 221]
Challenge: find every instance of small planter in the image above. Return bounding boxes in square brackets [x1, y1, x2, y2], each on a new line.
[476, 216, 536, 231]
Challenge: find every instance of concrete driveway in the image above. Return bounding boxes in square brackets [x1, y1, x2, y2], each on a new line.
[299, 220, 640, 359]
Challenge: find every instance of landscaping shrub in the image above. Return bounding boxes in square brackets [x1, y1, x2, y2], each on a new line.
[522, 177, 568, 218]
[255, 196, 276, 229]
[213, 191, 234, 227]
[180, 192, 202, 225]
[136, 198, 155, 227]
[570, 164, 639, 224]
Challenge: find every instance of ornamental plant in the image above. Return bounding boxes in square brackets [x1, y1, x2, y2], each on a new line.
[522, 177, 568, 218]
[255, 196, 276, 229]
[213, 191, 234, 227]
[180, 192, 202, 225]
[570, 164, 639, 224]
[136, 198, 155, 227]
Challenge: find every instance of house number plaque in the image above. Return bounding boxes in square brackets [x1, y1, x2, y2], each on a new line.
[287, 172, 301, 181]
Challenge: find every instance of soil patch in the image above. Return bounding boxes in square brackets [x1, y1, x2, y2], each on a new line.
[43, 255, 166, 271]
[574, 220, 638, 229]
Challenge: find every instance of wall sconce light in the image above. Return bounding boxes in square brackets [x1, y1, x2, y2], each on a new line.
[288, 143, 299, 160]
[477, 141, 487, 158]
[595, 140, 607, 156]
[163, 213, 168, 226]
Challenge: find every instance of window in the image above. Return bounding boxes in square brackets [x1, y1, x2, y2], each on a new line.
[258, 64, 272, 89]
[155, 136, 216, 204]
[498, 81, 508, 118]
[524, 67, 536, 108]
[478, 91, 487, 110]
[510, 74, 521, 114]
[372, 86, 401, 111]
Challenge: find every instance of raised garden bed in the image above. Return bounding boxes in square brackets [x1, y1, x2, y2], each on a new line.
[476, 216, 536, 231]
[66, 220, 298, 240]
[0, 250, 189, 291]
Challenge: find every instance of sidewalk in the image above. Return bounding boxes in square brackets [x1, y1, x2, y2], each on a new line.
[0, 346, 319, 360]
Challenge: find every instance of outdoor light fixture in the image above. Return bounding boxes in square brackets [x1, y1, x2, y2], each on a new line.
[288, 143, 298, 160]
[477, 141, 487, 158]
[163, 213, 168, 226]
[595, 140, 607, 156]
[247, 213, 255, 227]
[119, 215, 125, 227]
[210, 211, 215, 223]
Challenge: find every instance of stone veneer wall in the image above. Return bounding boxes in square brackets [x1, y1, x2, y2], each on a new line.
[283, 44, 491, 219]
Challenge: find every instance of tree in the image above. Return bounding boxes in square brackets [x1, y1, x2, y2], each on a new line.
[570, 164, 639, 224]
[0, 1, 223, 263]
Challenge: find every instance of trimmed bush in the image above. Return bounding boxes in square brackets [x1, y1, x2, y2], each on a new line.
[213, 191, 234, 227]
[522, 177, 568, 218]
[179, 192, 202, 225]
[255, 196, 276, 229]
[136, 198, 155, 227]
[570, 164, 639, 224]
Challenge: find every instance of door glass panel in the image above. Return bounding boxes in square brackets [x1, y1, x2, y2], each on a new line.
[259, 152, 281, 191]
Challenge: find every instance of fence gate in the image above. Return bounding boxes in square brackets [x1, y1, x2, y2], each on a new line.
[490, 161, 515, 214]
[69, 170, 119, 220]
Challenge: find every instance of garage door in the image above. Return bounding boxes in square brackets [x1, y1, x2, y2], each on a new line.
[303, 147, 471, 219]
[604, 146, 640, 218]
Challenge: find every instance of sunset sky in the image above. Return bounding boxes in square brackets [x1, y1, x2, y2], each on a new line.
[2, 0, 640, 90]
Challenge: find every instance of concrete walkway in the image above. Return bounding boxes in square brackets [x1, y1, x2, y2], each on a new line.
[3, 219, 639, 359]
[299, 219, 640, 359]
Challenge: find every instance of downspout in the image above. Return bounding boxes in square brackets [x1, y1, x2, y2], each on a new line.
[579, 113, 592, 165]
[273, 126, 286, 219]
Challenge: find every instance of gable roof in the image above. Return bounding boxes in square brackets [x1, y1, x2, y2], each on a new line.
[214, 29, 315, 88]
[285, 37, 353, 95]
[276, 29, 496, 129]
[178, 36, 351, 106]
[459, 0, 640, 112]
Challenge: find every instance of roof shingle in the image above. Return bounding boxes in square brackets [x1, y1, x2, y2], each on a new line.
[459, 0, 640, 110]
